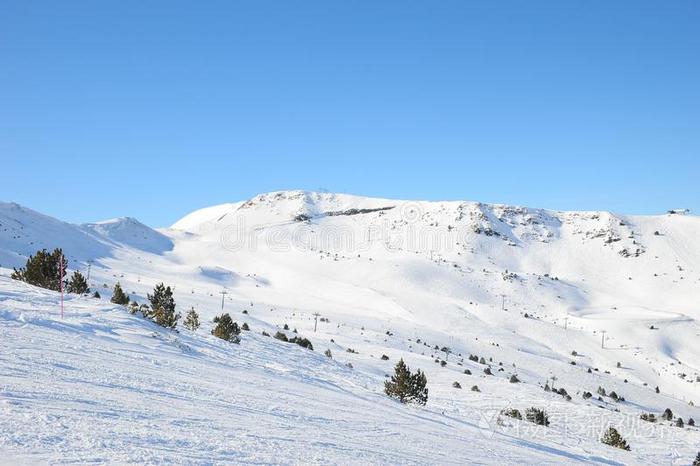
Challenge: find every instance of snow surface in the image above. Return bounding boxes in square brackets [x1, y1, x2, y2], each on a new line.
[1, 191, 699, 464]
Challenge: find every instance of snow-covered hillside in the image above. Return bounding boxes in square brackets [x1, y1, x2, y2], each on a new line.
[1, 191, 699, 464]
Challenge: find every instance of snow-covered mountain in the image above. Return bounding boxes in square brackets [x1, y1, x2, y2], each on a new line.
[1, 191, 699, 464]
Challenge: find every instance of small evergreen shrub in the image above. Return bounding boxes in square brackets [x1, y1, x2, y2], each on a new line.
[66, 271, 89, 294]
[274, 331, 288, 342]
[147, 283, 177, 327]
[324, 349, 332, 358]
[11, 248, 66, 291]
[471, 385, 480, 392]
[502, 408, 522, 420]
[212, 313, 240, 341]
[601, 426, 630, 451]
[525, 408, 550, 426]
[111, 282, 130, 306]
[384, 359, 428, 405]
[183, 307, 200, 331]
[289, 336, 314, 350]
[452, 381, 462, 389]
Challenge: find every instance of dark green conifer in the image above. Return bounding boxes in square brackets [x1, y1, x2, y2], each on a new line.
[110, 282, 130, 305]
[183, 307, 200, 331]
[384, 358, 428, 405]
[66, 271, 89, 294]
[211, 313, 240, 341]
[601, 426, 630, 451]
[11, 248, 66, 291]
[147, 283, 178, 327]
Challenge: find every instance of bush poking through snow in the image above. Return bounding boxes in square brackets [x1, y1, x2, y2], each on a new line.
[381, 354, 390, 360]
[471, 385, 480, 392]
[452, 381, 462, 389]
[509, 375, 520, 383]
[693, 452, 700, 466]
[111, 282, 130, 306]
[384, 359, 428, 405]
[11, 248, 66, 291]
[289, 336, 314, 350]
[640, 413, 656, 423]
[324, 349, 332, 358]
[601, 426, 630, 451]
[212, 313, 240, 342]
[183, 307, 200, 331]
[241, 322, 250, 331]
[662, 408, 673, 421]
[66, 271, 89, 295]
[274, 331, 288, 342]
[502, 409, 522, 420]
[525, 408, 550, 426]
[148, 283, 179, 328]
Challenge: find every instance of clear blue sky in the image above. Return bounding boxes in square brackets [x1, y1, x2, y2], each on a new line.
[1, 1, 698, 227]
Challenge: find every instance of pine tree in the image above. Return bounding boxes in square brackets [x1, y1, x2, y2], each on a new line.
[183, 307, 200, 331]
[384, 358, 428, 405]
[662, 408, 673, 421]
[111, 282, 130, 305]
[93, 290, 101, 299]
[152, 305, 180, 329]
[693, 452, 700, 466]
[211, 313, 240, 342]
[11, 248, 66, 291]
[601, 426, 631, 451]
[676, 418, 684, 428]
[66, 271, 89, 294]
[147, 283, 178, 327]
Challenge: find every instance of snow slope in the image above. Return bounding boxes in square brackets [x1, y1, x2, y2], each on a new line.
[1, 191, 699, 464]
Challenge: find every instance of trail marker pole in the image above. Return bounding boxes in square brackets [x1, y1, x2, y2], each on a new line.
[601, 330, 607, 349]
[313, 312, 320, 332]
[60, 254, 64, 319]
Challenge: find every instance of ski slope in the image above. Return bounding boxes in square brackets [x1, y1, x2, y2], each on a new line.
[1, 191, 699, 464]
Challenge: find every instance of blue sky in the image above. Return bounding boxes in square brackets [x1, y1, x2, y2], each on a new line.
[1, 1, 698, 227]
